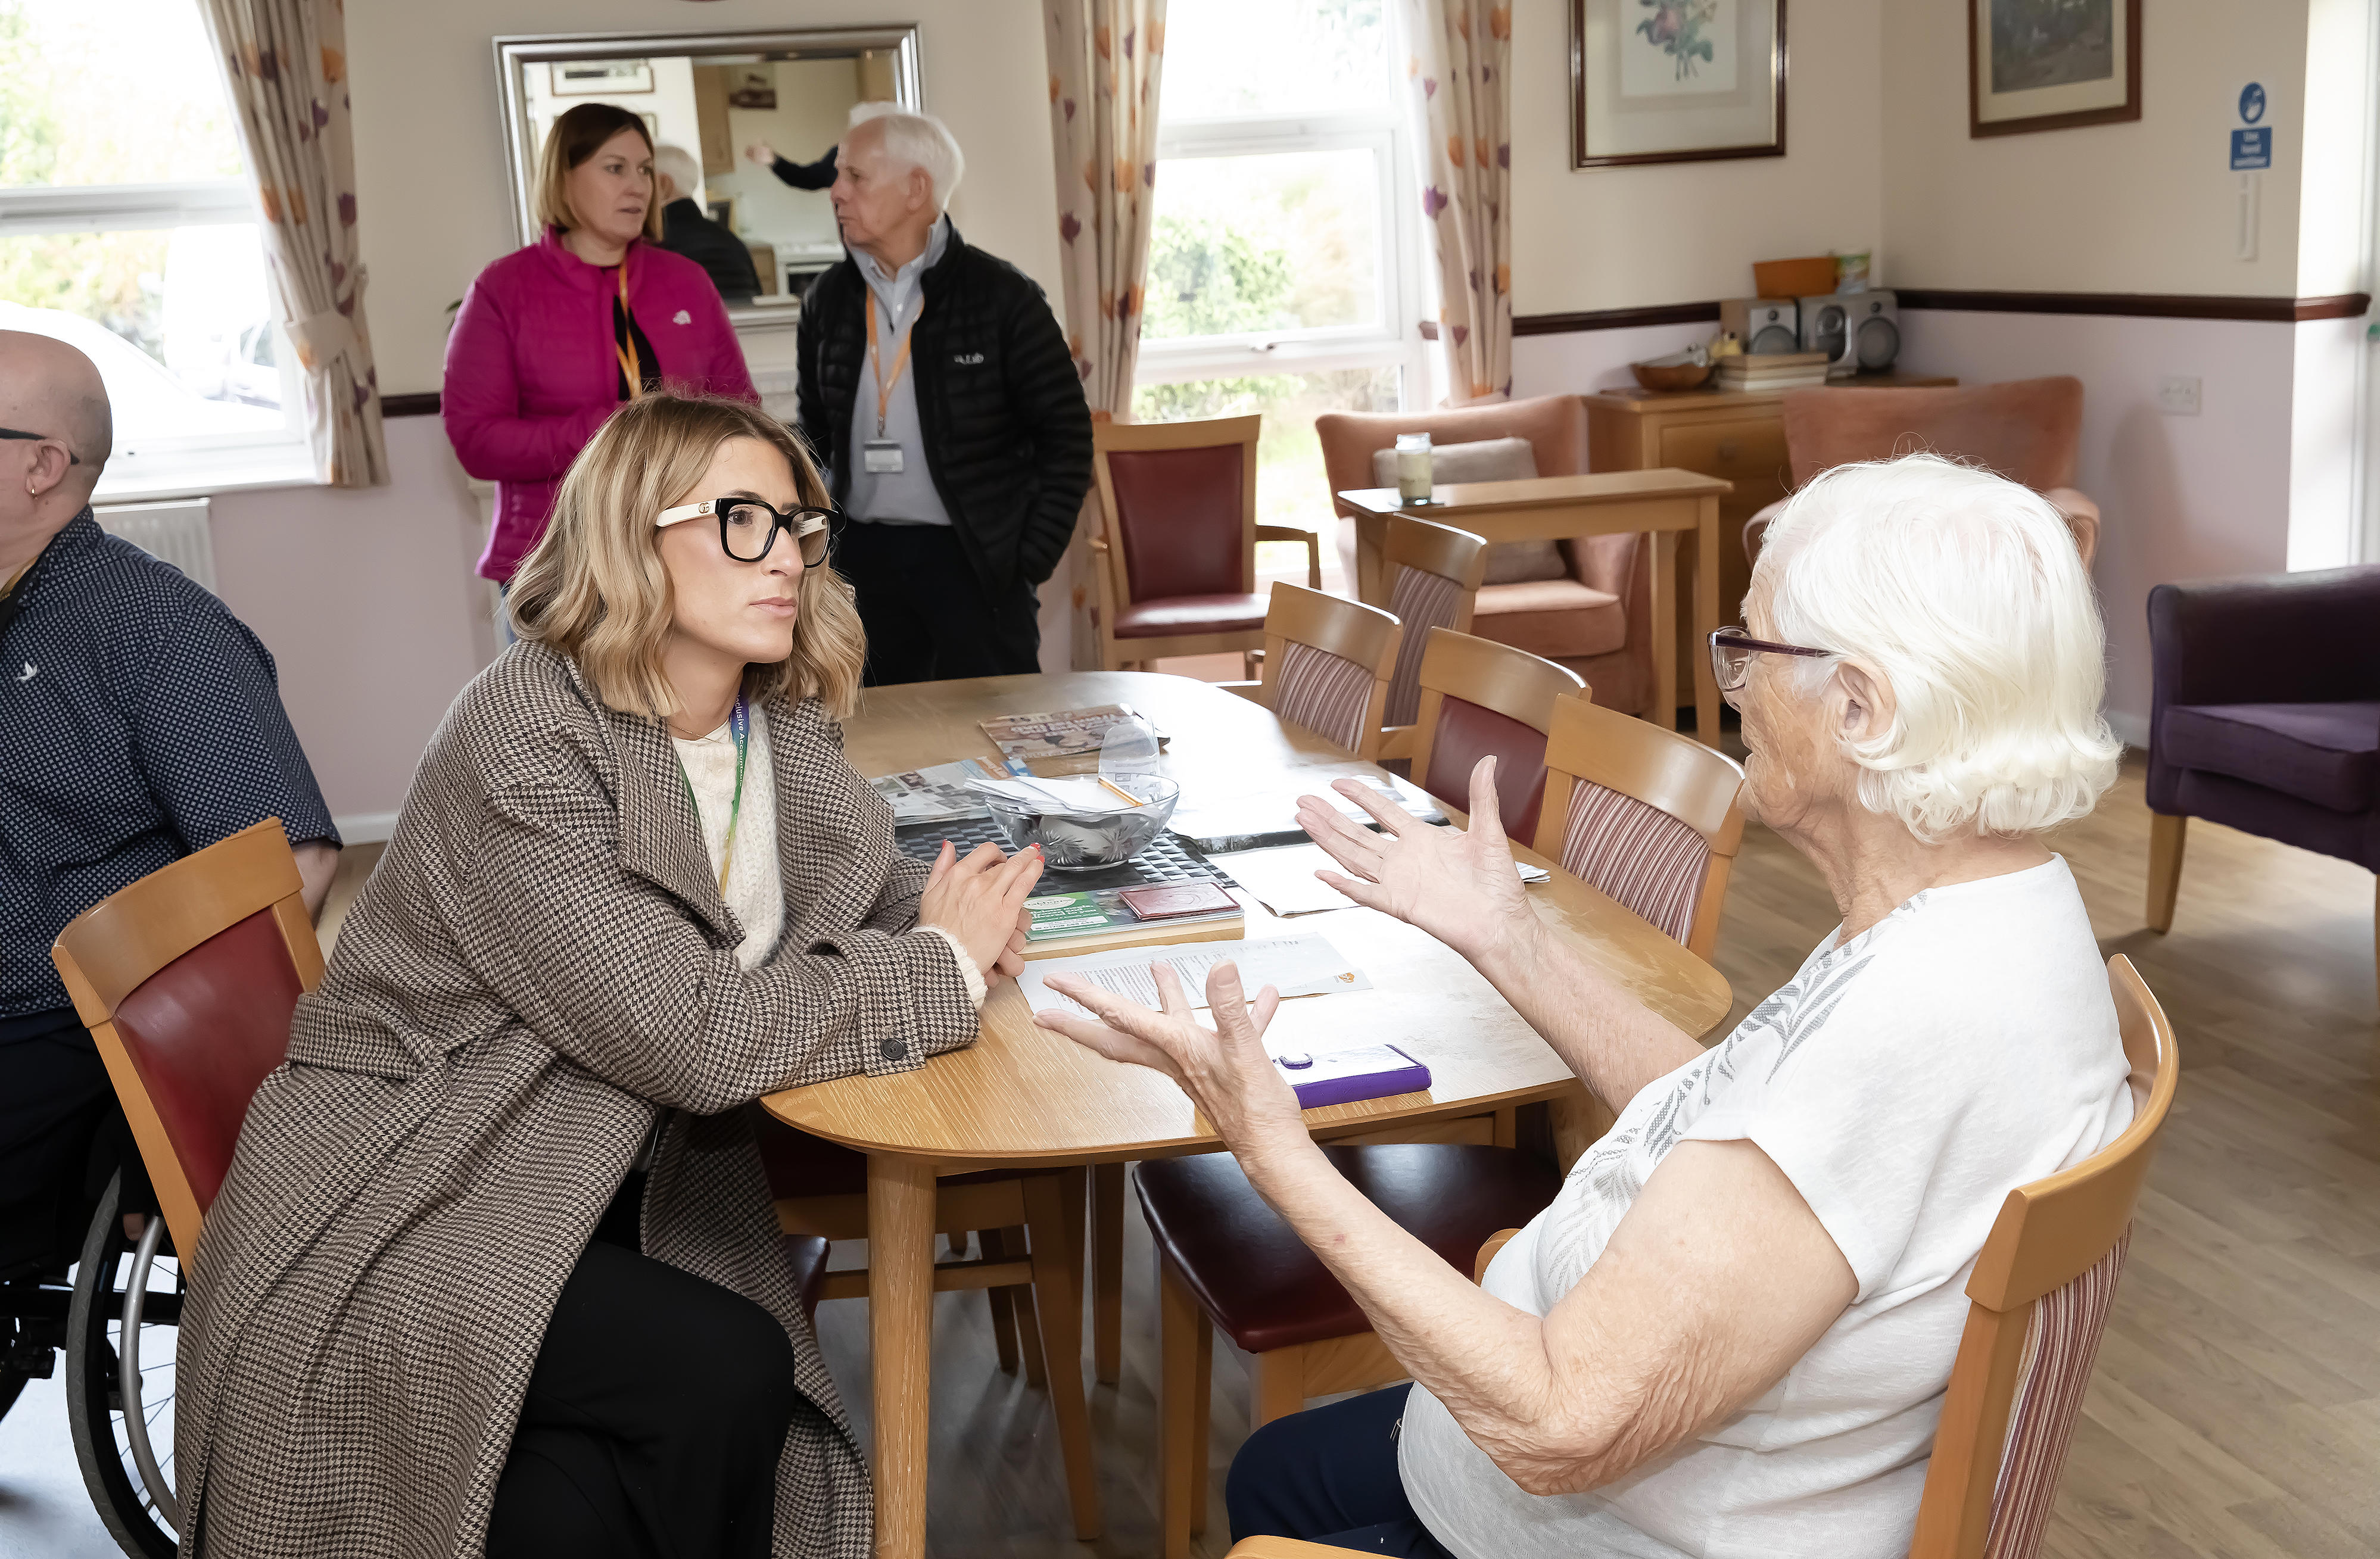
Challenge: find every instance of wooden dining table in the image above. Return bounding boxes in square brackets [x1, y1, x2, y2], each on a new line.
[1335, 469, 1733, 744]
[762, 669, 1737, 1559]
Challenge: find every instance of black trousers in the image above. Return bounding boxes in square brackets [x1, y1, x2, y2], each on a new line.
[0, 1021, 152, 1278]
[1225, 1384, 1457, 1558]
[833, 520, 1041, 685]
[485, 1174, 802, 1559]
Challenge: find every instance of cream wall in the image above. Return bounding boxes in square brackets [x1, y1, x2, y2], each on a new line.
[1507, 0, 1883, 315]
[1880, 0, 2310, 295]
[353, 0, 1060, 395]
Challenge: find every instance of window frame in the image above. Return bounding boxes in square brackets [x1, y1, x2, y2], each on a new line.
[0, 181, 312, 498]
[1134, 11, 1431, 403]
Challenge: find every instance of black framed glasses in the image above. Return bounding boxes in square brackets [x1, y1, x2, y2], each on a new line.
[656, 497, 836, 566]
[0, 426, 78, 465]
[1709, 625, 1833, 695]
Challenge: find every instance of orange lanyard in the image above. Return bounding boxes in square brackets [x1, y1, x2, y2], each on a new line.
[614, 258, 643, 401]
[865, 289, 922, 438]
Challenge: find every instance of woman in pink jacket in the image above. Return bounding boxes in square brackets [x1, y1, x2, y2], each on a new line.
[445, 102, 758, 595]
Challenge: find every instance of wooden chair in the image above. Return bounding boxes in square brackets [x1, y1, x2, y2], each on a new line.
[1532, 691, 1746, 963]
[1089, 414, 1323, 672]
[1394, 627, 1588, 844]
[755, 1125, 1102, 1539]
[1225, 583, 1402, 761]
[1380, 516, 1490, 744]
[1223, 954, 2180, 1559]
[51, 822, 834, 1536]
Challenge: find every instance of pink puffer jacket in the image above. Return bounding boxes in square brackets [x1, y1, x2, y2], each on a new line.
[443, 229, 758, 583]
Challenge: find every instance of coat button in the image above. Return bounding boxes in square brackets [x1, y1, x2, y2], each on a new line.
[880, 1039, 908, 1062]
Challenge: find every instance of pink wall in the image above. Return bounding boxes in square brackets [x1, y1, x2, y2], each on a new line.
[208, 417, 494, 828]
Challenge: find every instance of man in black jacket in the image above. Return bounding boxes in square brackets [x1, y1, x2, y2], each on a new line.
[795, 103, 1092, 683]
[653, 145, 762, 303]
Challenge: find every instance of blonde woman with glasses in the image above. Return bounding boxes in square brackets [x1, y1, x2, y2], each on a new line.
[173, 393, 1042, 1559]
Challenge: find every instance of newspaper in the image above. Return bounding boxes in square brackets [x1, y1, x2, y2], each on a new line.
[979, 704, 1166, 762]
[868, 757, 1025, 823]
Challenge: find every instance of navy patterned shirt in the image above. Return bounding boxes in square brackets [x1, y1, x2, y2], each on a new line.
[1, 510, 338, 1036]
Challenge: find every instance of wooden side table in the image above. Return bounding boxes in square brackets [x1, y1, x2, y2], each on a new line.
[1585, 374, 1957, 680]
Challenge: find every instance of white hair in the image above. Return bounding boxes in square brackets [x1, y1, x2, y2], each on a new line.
[652, 144, 701, 202]
[1752, 453, 2120, 841]
[846, 101, 964, 208]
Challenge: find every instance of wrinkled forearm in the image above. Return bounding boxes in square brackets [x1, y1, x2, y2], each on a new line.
[1470, 913, 1705, 1112]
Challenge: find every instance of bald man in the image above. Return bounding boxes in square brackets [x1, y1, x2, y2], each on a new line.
[0, 331, 339, 1279]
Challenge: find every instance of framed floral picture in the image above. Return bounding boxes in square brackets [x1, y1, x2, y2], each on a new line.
[1969, 0, 2140, 137]
[1571, 0, 1786, 169]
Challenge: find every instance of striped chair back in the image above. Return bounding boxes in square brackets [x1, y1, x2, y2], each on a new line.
[1908, 956, 2179, 1559]
[1252, 584, 1402, 761]
[1380, 516, 1489, 731]
[1531, 693, 1745, 960]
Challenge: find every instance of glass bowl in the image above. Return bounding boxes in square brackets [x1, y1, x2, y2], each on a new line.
[979, 774, 1182, 872]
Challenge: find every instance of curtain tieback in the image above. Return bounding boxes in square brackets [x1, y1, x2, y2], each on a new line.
[287, 266, 369, 373]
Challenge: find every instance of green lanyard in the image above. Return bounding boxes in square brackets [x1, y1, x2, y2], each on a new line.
[672, 696, 749, 897]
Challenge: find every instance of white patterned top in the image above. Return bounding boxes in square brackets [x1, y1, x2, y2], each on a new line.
[1398, 856, 2134, 1559]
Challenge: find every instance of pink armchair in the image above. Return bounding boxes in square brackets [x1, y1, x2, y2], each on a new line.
[1742, 376, 2099, 570]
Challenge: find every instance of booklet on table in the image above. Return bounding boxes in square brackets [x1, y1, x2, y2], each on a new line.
[1017, 933, 1370, 1017]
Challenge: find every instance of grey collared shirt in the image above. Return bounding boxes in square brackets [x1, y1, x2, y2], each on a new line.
[845, 216, 954, 528]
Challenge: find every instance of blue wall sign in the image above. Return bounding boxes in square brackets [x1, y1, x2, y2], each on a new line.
[2232, 127, 2272, 170]
[2239, 82, 2266, 124]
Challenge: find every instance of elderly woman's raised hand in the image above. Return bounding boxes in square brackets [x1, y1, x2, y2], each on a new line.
[1294, 755, 1536, 966]
[1035, 962, 1307, 1159]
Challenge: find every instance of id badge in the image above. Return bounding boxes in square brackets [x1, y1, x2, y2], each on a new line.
[862, 439, 905, 475]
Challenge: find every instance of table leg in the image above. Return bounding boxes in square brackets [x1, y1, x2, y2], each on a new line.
[867, 1153, 936, 1559]
[1692, 495, 1722, 745]
[1650, 530, 1680, 732]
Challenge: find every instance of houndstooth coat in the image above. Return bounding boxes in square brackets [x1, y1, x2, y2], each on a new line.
[172, 640, 977, 1558]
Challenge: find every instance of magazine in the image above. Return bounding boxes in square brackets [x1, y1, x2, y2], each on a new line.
[979, 704, 1168, 763]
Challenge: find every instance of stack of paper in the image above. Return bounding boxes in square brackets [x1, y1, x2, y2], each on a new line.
[1213, 841, 1551, 918]
[1169, 774, 1447, 855]
[1018, 934, 1370, 1017]
[1715, 350, 1831, 391]
[968, 772, 1149, 816]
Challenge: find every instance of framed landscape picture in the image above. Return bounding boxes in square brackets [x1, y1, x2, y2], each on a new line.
[1970, 0, 2140, 137]
[1571, 0, 1786, 169]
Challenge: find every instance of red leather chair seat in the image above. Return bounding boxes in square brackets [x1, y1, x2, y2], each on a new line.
[109, 908, 306, 1215]
[753, 1115, 1056, 1195]
[784, 1231, 831, 1315]
[1113, 593, 1270, 640]
[1420, 696, 1553, 841]
[1135, 1145, 1561, 1354]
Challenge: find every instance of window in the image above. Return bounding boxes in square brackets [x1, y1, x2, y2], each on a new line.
[0, 0, 306, 494]
[1133, 0, 1430, 585]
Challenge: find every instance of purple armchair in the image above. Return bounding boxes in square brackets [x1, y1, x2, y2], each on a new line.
[2145, 566, 2380, 975]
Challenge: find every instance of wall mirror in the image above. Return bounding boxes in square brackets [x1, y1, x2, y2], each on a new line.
[493, 26, 923, 333]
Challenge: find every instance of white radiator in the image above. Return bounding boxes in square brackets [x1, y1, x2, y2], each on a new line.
[95, 498, 217, 594]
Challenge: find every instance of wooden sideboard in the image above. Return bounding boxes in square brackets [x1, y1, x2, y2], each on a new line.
[1585, 373, 1957, 694]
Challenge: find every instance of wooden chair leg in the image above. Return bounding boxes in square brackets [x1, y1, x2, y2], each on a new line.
[1158, 1258, 1201, 1559]
[1024, 1173, 1102, 1540]
[1252, 1346, 1307, 1429]
[2147, 812, 2187, 932]
[980, 1228, 1023, 1374]
[998, 1224, 1048, 1388]
[1092, 1161, 1124, 1385]
[1189, 1307, 1214, 1538]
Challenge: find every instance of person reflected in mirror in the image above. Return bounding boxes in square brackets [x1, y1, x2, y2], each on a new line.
[744, 138, 838, 192]
[793, 103, 1091, 684]
[174, 392, 1042, 1559]
[445, 104, 757, 638]
[654, 144, 762, 304]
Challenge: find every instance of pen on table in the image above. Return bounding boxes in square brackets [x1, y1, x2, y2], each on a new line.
[1094, 775, 1147, 808]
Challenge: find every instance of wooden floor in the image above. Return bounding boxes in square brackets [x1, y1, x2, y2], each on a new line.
[319, 753, 2380, 1556]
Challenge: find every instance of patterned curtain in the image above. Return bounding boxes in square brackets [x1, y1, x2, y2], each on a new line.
[1044, 0, 1166, 666]
[200, 0, 389, 486]
[1402, 0, 1512, 404]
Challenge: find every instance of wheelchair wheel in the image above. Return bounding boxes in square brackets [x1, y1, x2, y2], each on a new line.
[66, 1170, 182, 1559]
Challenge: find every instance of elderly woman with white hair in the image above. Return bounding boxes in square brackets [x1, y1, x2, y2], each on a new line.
[1036, 454, 2133, 1559]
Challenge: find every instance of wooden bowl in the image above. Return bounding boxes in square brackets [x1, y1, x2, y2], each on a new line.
[1630, 360, 1715, 392]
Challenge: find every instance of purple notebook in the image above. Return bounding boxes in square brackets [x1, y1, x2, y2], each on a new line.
[1273, 1044, 1432, 1108]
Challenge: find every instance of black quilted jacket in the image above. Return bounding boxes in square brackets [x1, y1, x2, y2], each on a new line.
[795, 226, 1093, 592]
